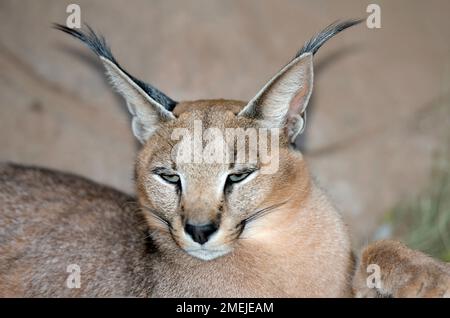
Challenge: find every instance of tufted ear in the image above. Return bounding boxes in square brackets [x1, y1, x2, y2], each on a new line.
[239, 19, 362, 144]
[100, 57, 175, 143]
[54, 24, 176, 143]
[239, 53, 313, 143]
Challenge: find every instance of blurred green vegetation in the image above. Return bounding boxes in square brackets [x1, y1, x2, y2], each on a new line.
[387, 150, 450, 261]
[387, 67, 450, 261]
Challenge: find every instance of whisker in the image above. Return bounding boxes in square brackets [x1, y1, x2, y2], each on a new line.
[141, 205, 172, 230]
[244, 199, 290, 224]
[142, 228, 161, 241]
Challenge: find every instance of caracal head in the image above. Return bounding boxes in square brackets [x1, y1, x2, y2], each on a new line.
[56, 20, 360, 260]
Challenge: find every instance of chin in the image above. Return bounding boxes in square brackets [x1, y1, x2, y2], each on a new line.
[185, 246, 232, 261]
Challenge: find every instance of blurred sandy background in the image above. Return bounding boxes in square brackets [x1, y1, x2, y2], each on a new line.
[0, 0, 449, 249]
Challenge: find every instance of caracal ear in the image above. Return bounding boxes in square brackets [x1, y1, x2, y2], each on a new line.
[100, 57, 175, 143]
[239, 53, 313, 143]
[54, 24, 176, 143]
[239, 19, 363, 144]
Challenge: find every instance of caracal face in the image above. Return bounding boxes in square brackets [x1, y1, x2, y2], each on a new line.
[136, 100, 302, 260]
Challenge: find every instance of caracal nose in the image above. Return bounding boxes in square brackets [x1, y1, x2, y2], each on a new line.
[184, 222, 218, 245]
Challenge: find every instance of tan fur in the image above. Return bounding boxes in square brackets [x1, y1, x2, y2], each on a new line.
[353, 240, 450, 298]
[134, 98, 353, 297]
[0, 164, 152, 297]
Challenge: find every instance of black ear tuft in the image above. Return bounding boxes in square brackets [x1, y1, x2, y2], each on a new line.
[294, 19, 363, 58]
[53, 23, 177, 111]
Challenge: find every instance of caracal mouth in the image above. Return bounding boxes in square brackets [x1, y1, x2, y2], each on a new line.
[185, 247, 232, 261]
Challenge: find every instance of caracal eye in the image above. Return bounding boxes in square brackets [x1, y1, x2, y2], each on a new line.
[228, 172, 251, 183]
[160, 174, 180, 184]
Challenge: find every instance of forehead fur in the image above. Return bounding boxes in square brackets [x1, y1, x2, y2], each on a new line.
[137, 99, 289, 171]
[138, 99, 245, 162]
[172, 99, 245, 116]
[172, 99, 253, 136]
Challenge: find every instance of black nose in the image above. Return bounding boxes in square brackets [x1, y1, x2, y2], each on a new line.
[184, 222, 218, 245]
